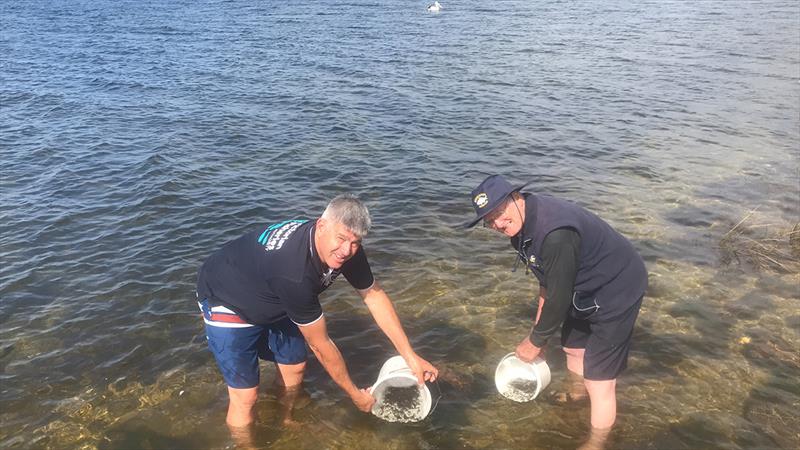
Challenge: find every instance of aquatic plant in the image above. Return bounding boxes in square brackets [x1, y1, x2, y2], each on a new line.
[719, 209, 800, 274]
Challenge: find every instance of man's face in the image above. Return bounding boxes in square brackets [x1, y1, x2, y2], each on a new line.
[484, 196, 524, 237]
[315, 218, 361, 269]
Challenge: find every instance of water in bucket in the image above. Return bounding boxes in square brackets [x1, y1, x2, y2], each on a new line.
[494, 353, 551, 402]
[370, 356, 432, 423]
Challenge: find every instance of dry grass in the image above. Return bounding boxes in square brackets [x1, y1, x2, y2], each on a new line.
[719, 209, 800, 274]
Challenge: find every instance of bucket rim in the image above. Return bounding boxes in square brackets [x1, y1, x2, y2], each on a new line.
[498, 352, 549, 370]
[369, 372, 421, 394]
[494, 353, 551, 402]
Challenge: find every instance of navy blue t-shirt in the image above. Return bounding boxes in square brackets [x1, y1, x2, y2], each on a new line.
[196, 220, 374, 325]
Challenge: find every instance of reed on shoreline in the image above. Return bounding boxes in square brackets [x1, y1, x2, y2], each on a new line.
[719, 209, 800, 274]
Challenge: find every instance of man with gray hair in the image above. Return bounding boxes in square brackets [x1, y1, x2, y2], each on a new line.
[196, 193, 438, 436]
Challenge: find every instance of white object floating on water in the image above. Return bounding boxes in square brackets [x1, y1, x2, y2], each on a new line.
[494, 353, 551, 402]
[370, 355, 432, 423]
[427, 1, 442, 12]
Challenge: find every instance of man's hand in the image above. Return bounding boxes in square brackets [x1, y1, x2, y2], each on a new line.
[351, 388, 375, 412]
[407, 354, 439, 384]
[515, 335, 543, 363]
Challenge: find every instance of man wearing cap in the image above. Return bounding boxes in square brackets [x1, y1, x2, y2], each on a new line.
[196, 193, 438, 438]
[466, 175, 647, 436]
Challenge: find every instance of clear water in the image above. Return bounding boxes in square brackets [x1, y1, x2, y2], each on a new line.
[1, 0, 798, 449]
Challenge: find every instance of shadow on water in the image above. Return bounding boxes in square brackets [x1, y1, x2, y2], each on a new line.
[300, 312, 490, 449]
[616, 415, 736, 450]
[627, 289, 740, 378]
[628, 326, 687, 378]
[418, 322, 492, 450]
[99, 413, 287, 450]
[99, 419, 197, 450]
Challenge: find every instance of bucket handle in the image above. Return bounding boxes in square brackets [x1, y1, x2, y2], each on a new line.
[428, 378, 443, 416]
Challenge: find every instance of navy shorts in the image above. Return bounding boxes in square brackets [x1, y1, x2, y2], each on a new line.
[560, 295, 643, 381]
[199, 299, 307, 389]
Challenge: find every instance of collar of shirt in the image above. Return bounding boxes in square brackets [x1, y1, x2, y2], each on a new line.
[520, 193, 538, 241]
[511, 193, 538, 251]
[308, 222, 328, 276]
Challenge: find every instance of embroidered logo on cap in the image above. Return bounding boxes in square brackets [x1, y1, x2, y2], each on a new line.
[474, 193, 489, 208]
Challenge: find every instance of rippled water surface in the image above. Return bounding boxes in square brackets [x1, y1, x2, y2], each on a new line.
[2, 0, 799, 449]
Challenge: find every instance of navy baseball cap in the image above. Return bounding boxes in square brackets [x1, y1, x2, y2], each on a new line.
[464, 175, 529, 228]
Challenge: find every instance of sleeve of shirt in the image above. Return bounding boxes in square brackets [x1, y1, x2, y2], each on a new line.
[529, 228, 581, 348]
[341, 246, 375, 290]
[271, 277, 324, 326]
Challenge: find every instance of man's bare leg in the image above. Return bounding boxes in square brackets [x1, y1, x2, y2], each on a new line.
[564, 346, 585, 375]
[556, 347, 588, 402]
[577, 379, 616, 450]
[577, 424, 612, 450]
[585, 379, 616, 429]
[563, 346, 614, 449]
[274, 361, 306, 427]
[226, 386, 259, 448]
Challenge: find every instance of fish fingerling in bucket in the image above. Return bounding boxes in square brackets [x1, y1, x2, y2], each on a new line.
[374, 385, 424, 423]
[502, 378, 539, 402]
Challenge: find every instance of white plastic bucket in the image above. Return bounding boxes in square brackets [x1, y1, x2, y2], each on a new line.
[494, 353, 551, 402]
[369, 355, 432, 422]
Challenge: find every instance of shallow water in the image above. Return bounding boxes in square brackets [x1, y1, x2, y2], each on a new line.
[1, 0, 799, 449]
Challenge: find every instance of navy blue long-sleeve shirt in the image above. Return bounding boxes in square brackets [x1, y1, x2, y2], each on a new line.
[529, 228, 581, 347]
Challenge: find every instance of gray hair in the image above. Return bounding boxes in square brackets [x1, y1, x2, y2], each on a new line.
[321, 193, 372, 238]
